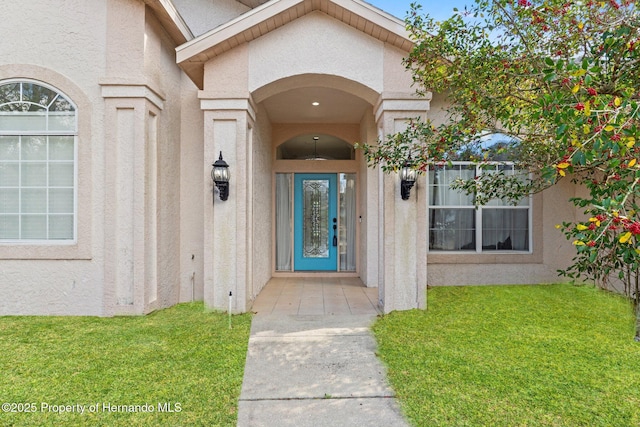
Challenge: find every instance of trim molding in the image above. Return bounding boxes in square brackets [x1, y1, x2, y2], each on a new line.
[100, 83, 165, 110]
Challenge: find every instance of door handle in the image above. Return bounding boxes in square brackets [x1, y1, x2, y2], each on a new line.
[332, 218, 337, 246]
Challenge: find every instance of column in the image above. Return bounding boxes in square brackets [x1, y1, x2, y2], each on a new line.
[101, 83, 164, 315]
[200, 96, 256, 313]
[374, 93, 431, 313]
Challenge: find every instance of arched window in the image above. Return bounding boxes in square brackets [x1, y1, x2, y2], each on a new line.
[0, 80, 77, 241]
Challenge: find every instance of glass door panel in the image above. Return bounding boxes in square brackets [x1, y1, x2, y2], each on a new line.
[294, 174, 337, 271]
[275, 173, 293, 271]
[339, 173, 356, 271]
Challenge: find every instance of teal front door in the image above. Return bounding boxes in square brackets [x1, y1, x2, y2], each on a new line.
[294, 174, 338, 271]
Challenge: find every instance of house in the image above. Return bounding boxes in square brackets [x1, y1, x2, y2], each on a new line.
[0, 0, 576, 316]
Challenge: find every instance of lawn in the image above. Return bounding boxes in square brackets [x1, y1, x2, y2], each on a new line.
[373, 284, 640, 427]
[0, 303, 251, 427]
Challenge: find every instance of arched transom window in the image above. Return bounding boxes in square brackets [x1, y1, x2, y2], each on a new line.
[0, 80, 77, 241]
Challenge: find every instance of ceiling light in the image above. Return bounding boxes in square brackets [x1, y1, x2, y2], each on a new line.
[312, 101, 320, 106]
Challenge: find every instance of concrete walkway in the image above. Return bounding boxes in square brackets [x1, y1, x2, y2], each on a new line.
[237, 278, 410, 427]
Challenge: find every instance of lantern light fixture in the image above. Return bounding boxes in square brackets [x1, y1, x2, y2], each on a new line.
[211, 151, 230, 201]
[400, 156, 417, 200]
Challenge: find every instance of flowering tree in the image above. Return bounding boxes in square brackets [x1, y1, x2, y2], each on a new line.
[361, 0, 640, 339]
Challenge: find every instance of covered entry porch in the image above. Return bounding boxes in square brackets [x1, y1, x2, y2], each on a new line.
[177, 0, 430, 314]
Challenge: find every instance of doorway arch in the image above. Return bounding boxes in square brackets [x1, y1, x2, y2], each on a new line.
[255, 75, 374, 276]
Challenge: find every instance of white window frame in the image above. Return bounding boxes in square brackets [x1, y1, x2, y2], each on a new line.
[0, 79, 78, 244]
[427, 162, 533, 254]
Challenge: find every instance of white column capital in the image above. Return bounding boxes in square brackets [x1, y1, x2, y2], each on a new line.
[100, 80, 165, 110]
[198, 93, 257, 124]
[374, 92, 431, 125]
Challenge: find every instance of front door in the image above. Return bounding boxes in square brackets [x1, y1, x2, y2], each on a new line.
[294, 173, 338, 271]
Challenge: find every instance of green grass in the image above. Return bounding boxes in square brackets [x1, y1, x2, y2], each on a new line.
[0, 303, 251, 427]
[373, 284, 640, 427]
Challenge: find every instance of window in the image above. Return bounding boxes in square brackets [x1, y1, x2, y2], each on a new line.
[428, 163, 530, 252]
[0, 80, 77, 242]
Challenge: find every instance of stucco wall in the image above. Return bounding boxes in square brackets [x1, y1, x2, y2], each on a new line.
[172, 0, 250, 36]
[358, 107, 379, 288]
[250, 104, 273, 302]
[179, 75, 205, 303]
[0, 0, 108, 315]
[542, 179, 577, 272]
[248, 12, 384, 94]
[203, 44, 249, 96]
[0, 1, 108, 92]
[383, 45, 414, 93]
[425, 92, 450, 126]
[101, 2, 188, 315]
[144, 8, 185, 310]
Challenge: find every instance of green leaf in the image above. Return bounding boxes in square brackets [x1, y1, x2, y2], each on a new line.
[556, 124, 568, 137]
[573, 151, 586, 166]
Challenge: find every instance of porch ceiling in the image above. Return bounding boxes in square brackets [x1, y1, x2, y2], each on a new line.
[263, 86, 370, 123]
[261, 86, 367, 158]
[176, 0, 412, 89]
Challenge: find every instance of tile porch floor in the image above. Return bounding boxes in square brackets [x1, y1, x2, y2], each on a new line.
[250, 277, 381, 316]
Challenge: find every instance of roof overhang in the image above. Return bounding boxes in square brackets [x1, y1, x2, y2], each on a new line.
[144, 0, 194, 45]
[176, 0, 413, 89]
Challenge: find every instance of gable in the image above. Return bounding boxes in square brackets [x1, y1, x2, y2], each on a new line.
[176, 0, 411, 89]
[248, 12, 384, 94]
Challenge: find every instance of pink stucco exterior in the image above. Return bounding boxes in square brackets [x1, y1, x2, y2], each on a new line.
[0, 0, 577, 316]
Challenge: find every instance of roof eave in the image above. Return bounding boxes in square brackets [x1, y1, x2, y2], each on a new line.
[145, 0, 194, 45]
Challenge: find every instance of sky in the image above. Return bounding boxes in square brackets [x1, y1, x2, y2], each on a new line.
[366, 0, 472, 21]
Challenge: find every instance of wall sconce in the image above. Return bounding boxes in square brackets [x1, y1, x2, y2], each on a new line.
[400, 157, 416, 200]
[211, 151, 229, 201]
